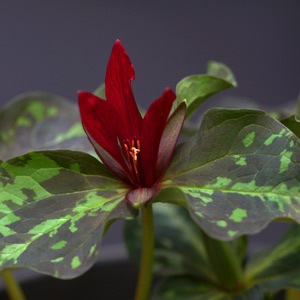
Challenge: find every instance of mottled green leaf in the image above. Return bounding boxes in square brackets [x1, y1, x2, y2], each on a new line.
[0, 92, 93, 161]
[151, 276, 264, 300]
[281, 115, 300, 138]
[162, 108, 300, 240]
[0, 150, 136, 278]
[176, 61, 237, 120]
[245, 224, 300, 291]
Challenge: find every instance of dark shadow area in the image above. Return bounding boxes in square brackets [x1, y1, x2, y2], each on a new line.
[0, 261, 138, 300]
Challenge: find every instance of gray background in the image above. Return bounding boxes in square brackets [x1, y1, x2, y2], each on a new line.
[0, 0, 299, 256]
[1, 1, 300, 108]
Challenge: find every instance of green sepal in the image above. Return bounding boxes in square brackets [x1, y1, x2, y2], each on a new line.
[176, 61, 237, 120]
[245, 224, 300, 291]
[161, 108, 300, 240]
[0, 92, 93, 161]
[0, 150, 136, 278]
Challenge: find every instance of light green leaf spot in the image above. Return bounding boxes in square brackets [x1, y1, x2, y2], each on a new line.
[231, 180, 271, 194]
[26, 101, 45, 121]
[264, 129, 286, 146]
[0, 244, 29, 264]
[16, 117, 31, 127]
[202, 177, 232, 189]
[0, 201, 13, 215]
[3, 153, 60, 183]
[195, 212, 204, 218]
[228, 230, 238, 237]
[229, 208, 247, 222]
[47, 106, 58, 117]
[54, 123, 85, 143]
[51, 257, 64, 263]
[84, 191, 124, 212]
[279, 156, 291, 174]
[185, 190, 213, 204]
[28, 219, 63, 235]
[89, 244, 97, 257]
[280, 149, 293, 158]
[0, 214, 20, 237]
[51, 240, 67, 250]
[266, 194, 285, 213]
[216, 220, 227, 228]
[69, 212, 85, 233]
[279, 149, 293, 174]
[71, 256, 81, 269]
[242, 131, 255, 147]
[200, 195, 213, 204]
[1, 176, 52, 209]
[233, 155, 247, 166]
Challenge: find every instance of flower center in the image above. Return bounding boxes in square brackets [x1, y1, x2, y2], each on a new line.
[123, 137, 141, 184]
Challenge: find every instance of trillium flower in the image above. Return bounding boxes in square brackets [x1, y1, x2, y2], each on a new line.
[78, 40, 186, 207]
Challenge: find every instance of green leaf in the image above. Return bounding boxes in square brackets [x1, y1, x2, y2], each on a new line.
[0, 92, 93, 161]
[151, 276, 264, 300]
[176, 61, 237, 120]
[0, 150, 136, 278]
[162, 108, 300, 240]
[281, 115, 300, 138]
[245, 224, 300, 291]
[207, 61, 237, 87]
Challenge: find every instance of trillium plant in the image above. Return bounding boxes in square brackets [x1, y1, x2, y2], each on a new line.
[0, 40, 300, 300]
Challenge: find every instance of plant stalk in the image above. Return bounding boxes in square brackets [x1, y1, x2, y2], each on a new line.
[285, 288, 300, 300]
[202, 232, 244, 291]
[134, 204, 154, 300]
[0, 270, 26, 300]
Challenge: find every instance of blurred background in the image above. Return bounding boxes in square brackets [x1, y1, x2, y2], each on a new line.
[0, 0, 300, 283]
[1, 1, 300, 108]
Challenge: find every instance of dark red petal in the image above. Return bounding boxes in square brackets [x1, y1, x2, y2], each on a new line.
[105, 40, 142, 139]
[126, 187, 158, 208]
[140, 88, 176, 187]
[156, 101, 186, 182]
[78, 91, 132, 182]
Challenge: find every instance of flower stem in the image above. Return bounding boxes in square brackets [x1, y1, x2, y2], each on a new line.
[285, 288, 300, 300]
[0, 270, 26, 300]
[134, 204, 154, 300]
